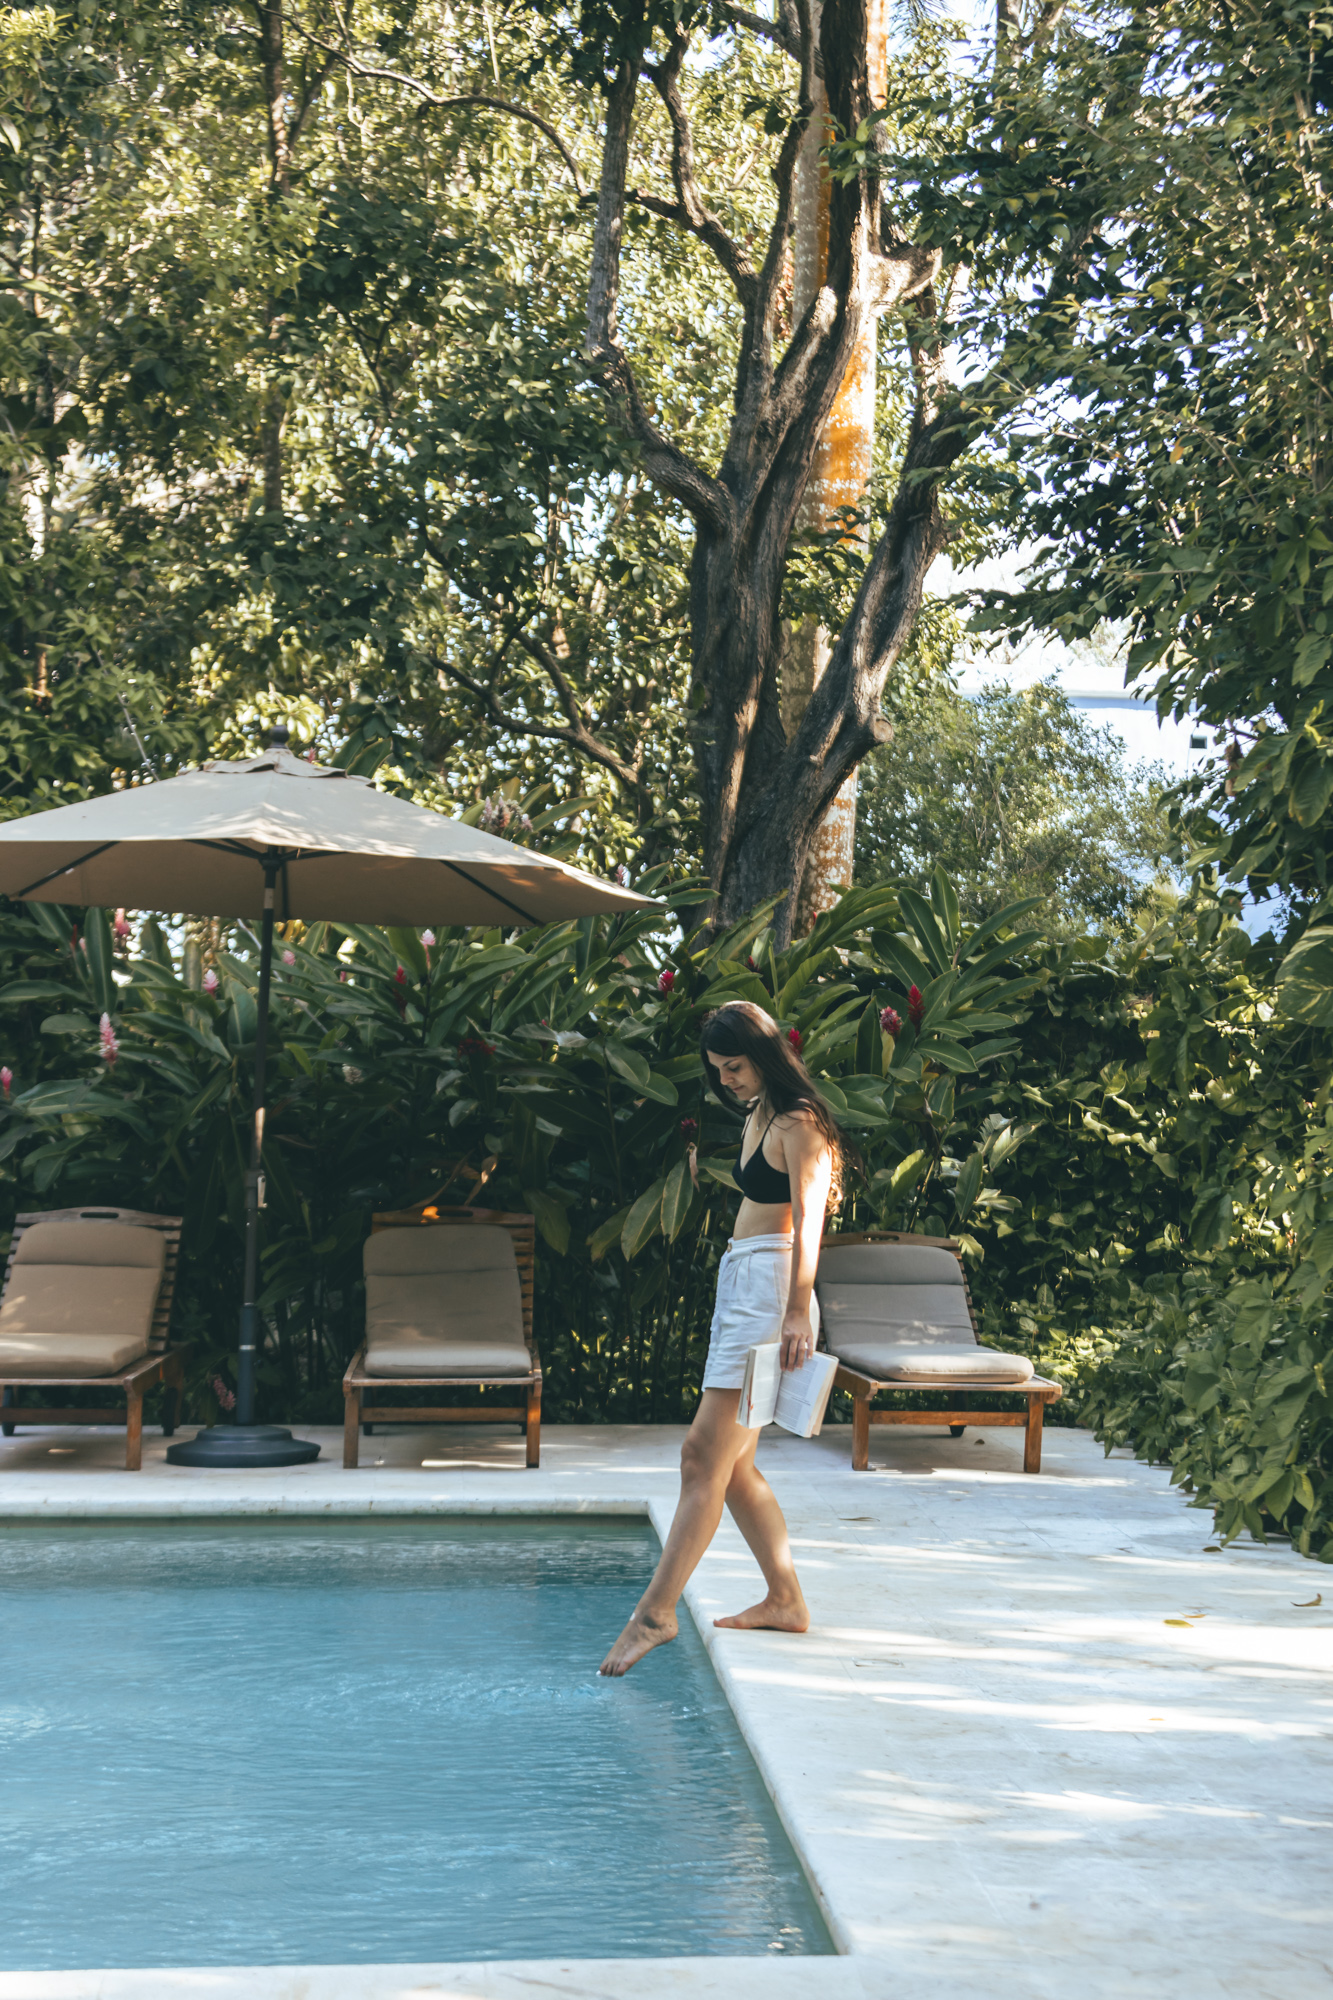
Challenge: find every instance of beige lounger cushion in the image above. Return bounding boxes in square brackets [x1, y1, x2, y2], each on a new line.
[831, 1341, 1035, 1384]
[362, 1225, 530, 1377]
[0, 1222, 166, 1377]
[817, 1241, 1032, 1385]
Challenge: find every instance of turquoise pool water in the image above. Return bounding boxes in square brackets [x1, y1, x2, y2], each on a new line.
[0, 1516, 832, 1968]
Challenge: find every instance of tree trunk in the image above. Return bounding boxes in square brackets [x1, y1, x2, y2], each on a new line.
[784, 0, 889, 934]
[258, 0, 290, 517]
[584, 0, 955, 943]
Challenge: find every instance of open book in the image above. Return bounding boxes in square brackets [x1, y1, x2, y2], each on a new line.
[739, 1344, 838, 1437]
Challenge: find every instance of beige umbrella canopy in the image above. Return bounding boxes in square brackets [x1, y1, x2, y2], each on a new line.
[0, 732, 655, 1466]
[0, 743, 649, 927]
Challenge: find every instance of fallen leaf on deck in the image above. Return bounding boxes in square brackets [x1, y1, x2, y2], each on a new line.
[1293, 1594, 1323, 1608]
[1163, 1618, 1193, 1626]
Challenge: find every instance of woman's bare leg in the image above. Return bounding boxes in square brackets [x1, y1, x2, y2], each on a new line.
[599, 1389, 753, 1677]
[714, 1430, 809, 1632]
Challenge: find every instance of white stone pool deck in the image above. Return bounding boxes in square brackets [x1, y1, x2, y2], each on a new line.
[0, 1417, 1329, 2000]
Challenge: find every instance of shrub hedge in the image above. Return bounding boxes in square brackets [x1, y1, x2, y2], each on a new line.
[0, 875, 1329, 1559]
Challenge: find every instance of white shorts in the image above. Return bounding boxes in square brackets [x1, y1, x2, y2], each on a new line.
[701, 1234, 821, 1392]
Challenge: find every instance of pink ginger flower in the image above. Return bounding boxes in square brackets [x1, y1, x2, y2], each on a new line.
[202, 967, 219, 995]
[787, 1026, 803, 1055]
[211, 1373, 237, 1412]
[339, 968, 349, 983]
[907, 984, 924, 1031]
[113, 909, 132, 945]
[421, 930, 436, 949]
[614, 864, 630, 888]
[657, 968, 675, 994]
[0, 1067, 12, 1097]
[282, 949, 296, 966]
[99, 1014, 119, 1066]
[880, 1006, 902, 1037]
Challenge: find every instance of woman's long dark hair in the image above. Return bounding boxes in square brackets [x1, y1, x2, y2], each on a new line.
[699, 1001, 860, 1205]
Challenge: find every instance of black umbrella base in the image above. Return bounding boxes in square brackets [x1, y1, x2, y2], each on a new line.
[165, 1424, 321, 1469]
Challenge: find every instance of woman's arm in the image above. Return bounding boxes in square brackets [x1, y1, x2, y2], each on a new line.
[778, 1112, 833, 1372]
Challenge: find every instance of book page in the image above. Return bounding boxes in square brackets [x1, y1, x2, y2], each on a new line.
[739, 1342, 781, 1429]
[773, 1351, 838, 1438]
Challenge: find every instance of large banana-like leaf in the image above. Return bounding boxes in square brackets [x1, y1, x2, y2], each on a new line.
[621, 1178, 666, 1259]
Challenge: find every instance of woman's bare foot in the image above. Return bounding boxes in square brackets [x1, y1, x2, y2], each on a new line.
[713, 1592, 809, 1634]
[599, 1607, 679, 1677]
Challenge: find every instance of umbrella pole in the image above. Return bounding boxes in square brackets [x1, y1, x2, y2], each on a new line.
[165, 853, 319, 1469]
[235, 868, 275, 1427]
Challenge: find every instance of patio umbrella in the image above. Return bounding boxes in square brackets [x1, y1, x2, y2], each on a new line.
[0, 728, 654, 1466]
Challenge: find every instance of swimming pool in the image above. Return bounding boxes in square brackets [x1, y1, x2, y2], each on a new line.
[0, 1516, 832, 1968]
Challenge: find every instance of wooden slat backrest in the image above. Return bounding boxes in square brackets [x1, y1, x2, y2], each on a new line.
[818, 1228, 980, 1341]
[369, 1203, 536, 1347]
[5, 1207, 184, 1353]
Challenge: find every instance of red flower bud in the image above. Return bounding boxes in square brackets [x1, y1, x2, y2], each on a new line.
[395, 966, 407, 984]
[880, 1006, 902, 1037]
[657, 968, 675, 994]
[679, 1116, 698, 1137]
[907, 984, 924, 1031]
[787, 1026, 803, 1054]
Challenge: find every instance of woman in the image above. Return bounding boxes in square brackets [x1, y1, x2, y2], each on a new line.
[599, 1000, 849, 1677]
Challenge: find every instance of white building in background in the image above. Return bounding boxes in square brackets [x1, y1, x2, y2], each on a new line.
[938, 552, 1210, 780]
[937, 555, 1290, 934]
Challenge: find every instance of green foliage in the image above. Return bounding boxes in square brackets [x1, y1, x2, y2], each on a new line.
[0, 0, 705, 860]
[960, 891, 1333, 1557]
[857, 675, 1181, 932]
[4, 866, 1333, 1562]
[940, 0, 1333, 920]
[0, 872, 1043, 1425]
[1077, 1275, 1333, 1561]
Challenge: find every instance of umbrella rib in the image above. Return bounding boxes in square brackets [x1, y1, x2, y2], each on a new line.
[438, 860, 537, 926]
[12, 844, 119, 899]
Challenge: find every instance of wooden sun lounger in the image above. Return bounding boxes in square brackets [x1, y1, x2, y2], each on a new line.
[818, 1230, 1062, 1473]
[342, 1204, 542, 1469]
[0, 1207, 185, 1471]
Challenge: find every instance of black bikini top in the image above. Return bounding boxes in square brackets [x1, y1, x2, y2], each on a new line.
[735, 1110, 791, 1204]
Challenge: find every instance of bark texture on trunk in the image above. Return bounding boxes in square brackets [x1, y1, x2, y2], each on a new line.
[785, 0, 888, 934]
[258, 0, 290, 517]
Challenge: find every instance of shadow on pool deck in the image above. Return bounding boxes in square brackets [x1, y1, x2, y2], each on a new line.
[0, 1421, 1329, 2000]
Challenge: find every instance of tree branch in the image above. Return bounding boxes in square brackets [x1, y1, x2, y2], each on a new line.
[647, 31, 757, 305]
[720, 0, 800, 58]
[288, 48, 341, 150]
[430, 649, 644, 794]
[584, 31, 732, 535]
[284, 11, 587, 192]
[1034, 0, 1069, 44]
[733, 0, 818, 419]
